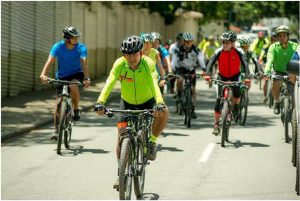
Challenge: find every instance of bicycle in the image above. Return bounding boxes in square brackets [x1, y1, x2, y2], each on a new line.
[174, 73, 202, 128]
[265, 77, 274, 108]
[212, 79, 244, 147]
[272, 74, 293, 143]
[47, 78, 82, 154]
[237, 82, 249, 126]
[94, 105, 154, 200]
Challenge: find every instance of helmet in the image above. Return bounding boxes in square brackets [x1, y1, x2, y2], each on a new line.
[151, 32, 161, 40]
[140, 33, 154, 42]
[176, 32, 184, 40]
[276, 25, 290, 35]
[120, 35, 143, 54]
[238, 36, 251, 46]
[208, 35, 215, 40]
[183, 32, 195, 41]
[62, 26, 81, 39]
[258, 31, 264, 37]
[221, 31, 237, 41]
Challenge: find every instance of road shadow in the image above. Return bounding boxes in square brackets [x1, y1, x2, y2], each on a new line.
[138, 193, 159, 200]
[58, 145, 110, 156]
[216, 140, 270, 149]
[156, 144, 184, 152]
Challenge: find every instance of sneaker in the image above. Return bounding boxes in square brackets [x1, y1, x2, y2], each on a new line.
[73, 109, 80, 121]
[192, 111, 198, 119]
[147, 142, 157, 161]
[263, 97, 268, 104]
[212, 124, 220, 135]
[273, 103, 280, 115]
[113, 177, 120, 190]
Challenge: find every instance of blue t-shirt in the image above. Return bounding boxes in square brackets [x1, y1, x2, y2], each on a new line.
[50, 40, 87, 78]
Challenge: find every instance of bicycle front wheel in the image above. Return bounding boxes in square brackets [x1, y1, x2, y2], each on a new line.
[239, 89, 248, 126]
[57, 99, 67, 154]
[291, 108, 297, 166]
[283, 98, 290, 143]
[185, 88, 192, 128]
[64, 125, 72, 149]
[221, 102, 229, 147]
[134, 133, 146, 198]
[119, 137, 133, 200]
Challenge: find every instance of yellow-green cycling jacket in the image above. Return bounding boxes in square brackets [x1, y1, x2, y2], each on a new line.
[97, 55, 164, 105]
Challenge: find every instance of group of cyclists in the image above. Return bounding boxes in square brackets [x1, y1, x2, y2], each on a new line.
[39, 25, 299, 190]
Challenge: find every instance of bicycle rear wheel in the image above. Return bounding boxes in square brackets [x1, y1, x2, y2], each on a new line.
[221, 102, 229, 147]
[134, 133, 146, 198]
[283, 98, 290, 143]
[119, 137, 133, 200]
[291, 108, 297, 166]
[239, 89, 248, 126]
[57, 99, 67, 154]
[185, 88, 192, 128]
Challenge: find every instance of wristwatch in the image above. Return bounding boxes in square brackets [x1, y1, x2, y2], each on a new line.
[84, 77, 91, 81]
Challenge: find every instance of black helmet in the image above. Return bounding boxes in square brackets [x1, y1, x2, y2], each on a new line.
[62, 26, 81, 39]
[183, 32, 195, 41]
[221, 31, 237, 41]
[120, 35, 143, 54]
[176, 32, 184, 40]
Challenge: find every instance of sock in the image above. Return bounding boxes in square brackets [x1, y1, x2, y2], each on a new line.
[148, 134, 158, 143]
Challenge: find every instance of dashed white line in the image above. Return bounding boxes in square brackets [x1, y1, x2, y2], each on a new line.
[198, 143, 215, 162]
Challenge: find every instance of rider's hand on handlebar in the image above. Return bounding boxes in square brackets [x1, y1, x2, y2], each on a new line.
[94, 103, 106, 115]
[83, 79, 91, 88]
[40, 75, 48, 84]
[159, 79, 166, 87]
[204, 75, 211, 81]
[153, 103, 167, 117]
[244, 79, 251, 87]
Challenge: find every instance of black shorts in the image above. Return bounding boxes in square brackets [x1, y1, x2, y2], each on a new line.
[175, 67, 196, 86]
[217, 73, 241, 98]
[117, 98, 156, 123]
[56, 72, 84, 95]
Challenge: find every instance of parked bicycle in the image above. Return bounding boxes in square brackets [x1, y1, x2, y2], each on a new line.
[47, 78, 82, 154]
[94, 105, 154, 200]
[212, 79, 245, 147]
[272, 74, 293, 143]
[174, 73, 202, 128]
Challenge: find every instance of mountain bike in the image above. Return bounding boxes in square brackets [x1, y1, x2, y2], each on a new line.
[265, 77, 274, 108]
[272, 74, 293, 143]
[237, 82, 249, 126]
[94, 105, 154, 200]
[212, 79, 244, 147]
[47, 78, 82, 154]
[174, 73, 202, 128]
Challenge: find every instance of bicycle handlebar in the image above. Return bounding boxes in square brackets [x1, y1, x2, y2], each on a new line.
[271, 74, 289, 81]
[47, 78, 83, 87]
[211, 79, 245, 87]
[94, 104, 154, 117]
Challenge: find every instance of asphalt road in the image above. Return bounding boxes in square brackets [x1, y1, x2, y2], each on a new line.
[2, 79, 298, 200]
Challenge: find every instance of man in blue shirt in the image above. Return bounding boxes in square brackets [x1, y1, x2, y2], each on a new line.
[40, 26, 90, 132]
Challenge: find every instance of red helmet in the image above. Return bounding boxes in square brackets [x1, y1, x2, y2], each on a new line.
[258, 31, 264, 37]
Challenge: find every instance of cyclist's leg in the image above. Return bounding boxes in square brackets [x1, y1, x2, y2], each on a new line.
[272, 78, 281, 114]
[191, 71, 197, 118]
[212, 83, 222, 135]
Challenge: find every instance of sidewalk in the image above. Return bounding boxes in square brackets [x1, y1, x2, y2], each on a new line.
[1, 78, 119, 141]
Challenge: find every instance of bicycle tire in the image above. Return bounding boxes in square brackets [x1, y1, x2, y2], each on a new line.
[291, 108, 297, 167]
[267, 80, 273, 108]
[57, 99, 67, 154]
[186, 88, 192, 128]
[64, 126, 72, 149]
[283, 98, 290, 143]
[221, 102, 229, 147]
[134, 133, 146, 198]
[119, 137, 133, 200]
[239, 89, 248, 126]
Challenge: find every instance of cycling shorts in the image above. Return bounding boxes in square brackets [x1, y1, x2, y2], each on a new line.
[56, 72, 84, 95]
[175, 67, 196, 86]
[117, 98, 156, 123]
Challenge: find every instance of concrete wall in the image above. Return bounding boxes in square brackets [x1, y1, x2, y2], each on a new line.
[1, 1, 200, 97]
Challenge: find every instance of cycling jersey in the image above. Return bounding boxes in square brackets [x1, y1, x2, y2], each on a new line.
[97, 56, 164, 105]
[206, 47, 250, 78]
[50, 40, 87, 79]
[169, 42, 179, 59]
[244, 50, 261, 73]
[145, 48, 159, 64]
[265, 41, 298, 74]
[157, 45, 170, 66]
[250, 38, 270, 57]
[202, 41, 220, 59]
[171, 44, 206, 71]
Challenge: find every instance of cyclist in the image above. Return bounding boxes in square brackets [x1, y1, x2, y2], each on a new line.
[141, 33, 166, 92]
[169, 32, 184, 94]
[258, 32, 278, 103]
[171, 32, 206, 119]
[95, 35, 169, 164]
[198, 35, 208, 52]
[264, 25, 299, 114]
[202, 35, 220, 65]
[151, 32, 173, 94]
[40, 26, 91, 138]
[205, 31, 251, 135]
[250, 31, 270, 60]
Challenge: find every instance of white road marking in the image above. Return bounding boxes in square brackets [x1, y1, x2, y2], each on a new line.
[198, 143, 215, 162]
